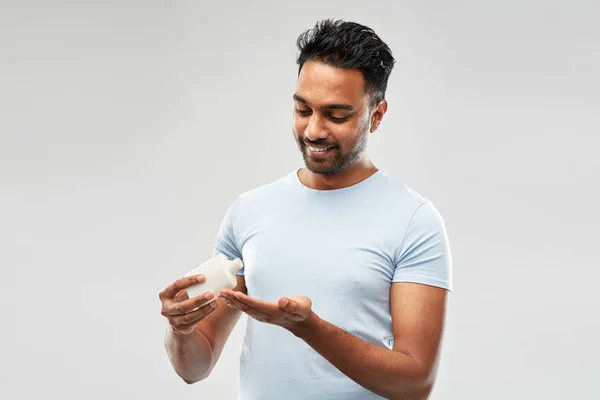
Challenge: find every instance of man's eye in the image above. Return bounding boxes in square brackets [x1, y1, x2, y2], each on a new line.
[329, 116, 348, 122]
[295, 109, 348, 123]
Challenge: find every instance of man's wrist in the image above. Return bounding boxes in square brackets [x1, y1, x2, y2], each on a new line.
[289, 310, 321, 339]
[168, 323, 195, 339]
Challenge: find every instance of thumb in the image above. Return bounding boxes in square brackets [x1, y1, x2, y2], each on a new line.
[290, 296, 312, 312]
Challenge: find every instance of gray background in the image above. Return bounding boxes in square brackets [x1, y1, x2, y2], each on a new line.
[2, 0, 599, 399]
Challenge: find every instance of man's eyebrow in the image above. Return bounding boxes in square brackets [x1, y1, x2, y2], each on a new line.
[293, 94, 355, 112]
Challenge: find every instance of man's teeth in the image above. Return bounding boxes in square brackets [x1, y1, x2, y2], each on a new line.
[308, 146, 332, 152]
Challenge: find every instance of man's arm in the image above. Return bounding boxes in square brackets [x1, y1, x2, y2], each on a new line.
[222, 281, 448, 400]
[293, 282, 448, 400]
[163, 275, 247, 384]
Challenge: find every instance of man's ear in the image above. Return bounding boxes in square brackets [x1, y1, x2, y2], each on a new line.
[370, 99, 388, 133]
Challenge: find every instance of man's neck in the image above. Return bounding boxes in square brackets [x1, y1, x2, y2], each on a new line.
[298, 160, 378, 190]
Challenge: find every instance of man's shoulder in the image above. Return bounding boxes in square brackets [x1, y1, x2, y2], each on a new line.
[376, 170, 431, 210]
[378, 173, 449, 242]
[228, 170, 296, 212]
[241, 170, 295, 197]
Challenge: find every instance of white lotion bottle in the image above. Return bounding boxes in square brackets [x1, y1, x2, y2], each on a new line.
[184, 253, 243, 307]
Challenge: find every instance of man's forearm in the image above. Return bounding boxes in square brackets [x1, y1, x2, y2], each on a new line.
[164, 324, 214, 384]
[291, 312, 434, 400]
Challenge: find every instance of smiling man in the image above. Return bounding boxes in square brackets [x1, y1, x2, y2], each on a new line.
[160, 19, 452, 400]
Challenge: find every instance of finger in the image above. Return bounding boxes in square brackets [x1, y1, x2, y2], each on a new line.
[171, 301, 218, 327]
[231, 293, 286, 321]
[277, 297, 308, 321]
[233, 292, 282, 314]
[277, 297, 298, 312]
[218, 289, 248, 305]
[292, 295, 313, 310]
[274, 297, 303, 321]
[163, 291, 215, 316]
[280, 296, 312, 316]
[174, 290, 190, 303]
[159, 275, 206, 300]
[222, 295, 249, 312]
[223, 296, 272, 322]
[218, 288, 238, 299]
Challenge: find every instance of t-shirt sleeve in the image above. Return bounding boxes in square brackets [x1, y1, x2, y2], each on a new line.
[393, 201, 452, 291]
[212, 196, 245, 276]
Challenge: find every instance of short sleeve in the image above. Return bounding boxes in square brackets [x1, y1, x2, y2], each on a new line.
[393, 201, 452, 291]
[213, 196, 245, 275]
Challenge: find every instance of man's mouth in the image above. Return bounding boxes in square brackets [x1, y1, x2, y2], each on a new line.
[307, 145, 335, 153]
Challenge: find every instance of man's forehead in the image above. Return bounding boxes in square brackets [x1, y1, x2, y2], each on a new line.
[293, 93, 355, 111]
[295, 61, 367, 108]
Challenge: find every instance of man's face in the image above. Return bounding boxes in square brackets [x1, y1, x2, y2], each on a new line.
[292, 60, 373, 175]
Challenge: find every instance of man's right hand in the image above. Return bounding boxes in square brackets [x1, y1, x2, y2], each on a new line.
[159, 275, 218, 335]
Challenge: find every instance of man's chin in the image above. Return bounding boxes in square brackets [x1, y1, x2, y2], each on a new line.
[304, 160, 341, 176]
[300, 148, 347, 175]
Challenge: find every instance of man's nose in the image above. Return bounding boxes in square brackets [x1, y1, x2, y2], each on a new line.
[304, 114, 329, 141]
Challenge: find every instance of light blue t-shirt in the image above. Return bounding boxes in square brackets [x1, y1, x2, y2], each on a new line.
[213, 169, 452, 400]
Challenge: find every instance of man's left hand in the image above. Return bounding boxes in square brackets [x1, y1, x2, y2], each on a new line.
[218, 289, 314, 334]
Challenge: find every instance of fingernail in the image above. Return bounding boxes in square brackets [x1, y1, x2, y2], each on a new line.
[197, 275, 205, 282]
[280, 298, 289, 307]
[204, 291, 214, 300]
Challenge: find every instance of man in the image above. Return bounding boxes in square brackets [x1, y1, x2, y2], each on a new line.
[159, 19, 452, 400]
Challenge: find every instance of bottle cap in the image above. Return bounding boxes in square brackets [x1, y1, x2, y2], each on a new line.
[229, 258, 243, 273]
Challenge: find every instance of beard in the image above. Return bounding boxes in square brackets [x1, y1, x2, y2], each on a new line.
[293, 128, 369, 176]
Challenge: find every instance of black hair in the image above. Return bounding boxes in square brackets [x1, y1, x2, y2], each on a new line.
[296, 18, 396, 107]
